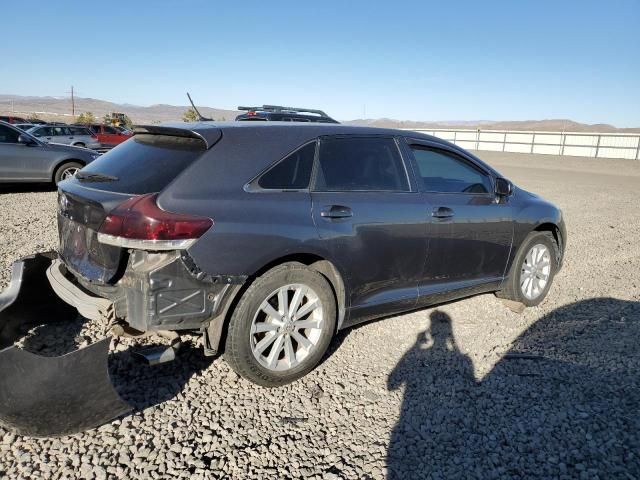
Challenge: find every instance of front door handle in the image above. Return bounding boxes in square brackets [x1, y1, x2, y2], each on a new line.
[432, 206, 455, 219]
[320, 205, 353, 219]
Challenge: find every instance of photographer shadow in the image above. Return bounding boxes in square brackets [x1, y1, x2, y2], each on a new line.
[386, 299, 640, 479]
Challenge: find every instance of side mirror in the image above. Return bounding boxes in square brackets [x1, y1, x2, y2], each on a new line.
[18, 134, 37, 146]
[495, 177, 512, 196]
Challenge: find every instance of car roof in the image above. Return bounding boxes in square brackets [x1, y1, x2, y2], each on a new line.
[146, 120, 434, 141]
[144, 121, 500, 177]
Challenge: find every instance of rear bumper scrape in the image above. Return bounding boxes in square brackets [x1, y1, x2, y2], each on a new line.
[0, 252, 132, 437]
[46, 259, 114, 321]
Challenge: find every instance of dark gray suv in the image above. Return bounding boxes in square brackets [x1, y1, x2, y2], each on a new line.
[51, 122, 565, 386]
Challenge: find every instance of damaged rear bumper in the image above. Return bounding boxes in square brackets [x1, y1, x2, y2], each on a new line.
[73, 249, 246, 334]
[0, 253, 131, 437]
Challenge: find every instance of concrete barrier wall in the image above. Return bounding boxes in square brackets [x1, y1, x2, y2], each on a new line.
[405, 128, 640, 160]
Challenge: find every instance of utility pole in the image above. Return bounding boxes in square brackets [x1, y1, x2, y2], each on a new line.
[71, 85, 75, 119]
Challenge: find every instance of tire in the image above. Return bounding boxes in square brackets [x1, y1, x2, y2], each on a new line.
[224, 263, 336, 387]
[497, 231, 559, 307]
[54, 162, 83, 184]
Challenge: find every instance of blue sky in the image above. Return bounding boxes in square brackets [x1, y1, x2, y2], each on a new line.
[3, 0, 639, 126]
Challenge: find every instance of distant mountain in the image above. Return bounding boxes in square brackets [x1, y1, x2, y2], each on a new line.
[0, 95, 239, 124]
[1, 95, 637, 132]
[343, 118, 640, 133]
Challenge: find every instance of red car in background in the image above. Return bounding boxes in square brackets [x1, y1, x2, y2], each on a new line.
[85, 124, 131, 149]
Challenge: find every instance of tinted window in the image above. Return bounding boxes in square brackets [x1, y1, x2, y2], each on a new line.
[411, 146, 492, 194]
[0, 125, 20, 143]
[103, 126, 118, 134]
[76, 135, 205, 194]
[51, 126, 68, 136]
[69, 126, 90, 135]
[258, 142, 315, 190]
[31, 126, 49, 137]
[315, 137, 408, 191]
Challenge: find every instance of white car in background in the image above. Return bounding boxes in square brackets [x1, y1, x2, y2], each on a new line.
[26, 125, 101, 150]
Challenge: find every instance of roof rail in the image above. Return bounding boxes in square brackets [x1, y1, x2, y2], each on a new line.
[237, 105, 329, 117]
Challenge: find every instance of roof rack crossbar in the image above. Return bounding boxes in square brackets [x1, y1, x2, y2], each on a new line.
[237, 105, 329, 117]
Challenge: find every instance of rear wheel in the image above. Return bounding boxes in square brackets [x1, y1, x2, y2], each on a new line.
[497, 231, 559, 307]
[224, 263, 336, 387]
[54, 162, 82, 184]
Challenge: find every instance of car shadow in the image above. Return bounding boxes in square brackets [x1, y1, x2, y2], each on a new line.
[385, 298, 640, 479]
[0, 183, 55, 194]
[108, 340, 213, 412]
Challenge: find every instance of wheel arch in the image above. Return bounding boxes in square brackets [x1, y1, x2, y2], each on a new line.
[533, 221, 564, 264]
[241, 253, 347, 331]
[206, 252, 348, 356]
[52, 158, 86, 183]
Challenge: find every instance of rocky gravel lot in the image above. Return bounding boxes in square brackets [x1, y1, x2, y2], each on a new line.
[0, 152, 638, 479]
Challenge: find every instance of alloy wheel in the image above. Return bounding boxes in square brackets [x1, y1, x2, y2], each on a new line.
[520, 243, 551, 300]
[250, 284, 324, 371]
[60, 167, 80, 180]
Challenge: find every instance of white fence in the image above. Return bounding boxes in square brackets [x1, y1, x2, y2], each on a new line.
[405, 128, 640, 160]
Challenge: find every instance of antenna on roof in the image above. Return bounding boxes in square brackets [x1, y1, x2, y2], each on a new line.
[186, 92, 212, 121]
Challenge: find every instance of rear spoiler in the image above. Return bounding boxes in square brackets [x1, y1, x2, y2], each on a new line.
[133, 125, 222, 150]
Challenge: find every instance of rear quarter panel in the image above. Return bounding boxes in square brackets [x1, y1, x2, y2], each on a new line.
[157, 126, 338, 277]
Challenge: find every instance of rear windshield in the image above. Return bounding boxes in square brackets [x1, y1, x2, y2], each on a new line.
[76, 134, 205, 194]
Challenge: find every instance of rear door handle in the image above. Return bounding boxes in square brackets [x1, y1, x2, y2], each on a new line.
[432, 206, 455, 219]
[320, 205, 353, 219]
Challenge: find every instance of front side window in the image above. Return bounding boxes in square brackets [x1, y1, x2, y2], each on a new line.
[315, 137, 409, 191]
[104, 126, 118, 134]
[410, 146, 492, 194]
[51, 126, 67, 136]
[31, 127, 48, 137]
[0, 125, 20, 143]
[258, 142, 315, 190]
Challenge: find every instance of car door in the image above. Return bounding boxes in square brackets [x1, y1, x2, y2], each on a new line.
[404, 140, 513, 303]
[311, 135, 427, 324]
[102, 126, 123, 147]
[0, 124, 26, 180]
[31, 126, 52, 142]
[0, 125, 53, 181]
[50, 126, 71, 145]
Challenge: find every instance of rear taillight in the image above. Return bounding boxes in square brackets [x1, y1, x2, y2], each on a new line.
[97, 194, 212, 250]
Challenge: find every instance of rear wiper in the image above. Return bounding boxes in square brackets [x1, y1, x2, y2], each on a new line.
[75, 172, 119, 182]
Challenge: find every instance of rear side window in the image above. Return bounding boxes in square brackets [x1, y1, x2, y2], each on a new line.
[258, 142, 315, 190]
[69, 126, 90, 135]
[76, 134, 206, 194]
[410, 146, 492, 194]
[315, 137, 409, 191]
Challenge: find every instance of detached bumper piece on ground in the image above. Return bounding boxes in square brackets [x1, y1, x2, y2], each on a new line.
[0, 253, 131, 437]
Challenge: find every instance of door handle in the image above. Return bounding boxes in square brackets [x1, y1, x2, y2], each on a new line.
[320, 205, 353, 219]
[432, 206, 455, 219]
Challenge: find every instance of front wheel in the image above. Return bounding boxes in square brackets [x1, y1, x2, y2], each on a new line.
[497, 231, 559, 307]
[224, 263, 336, 387]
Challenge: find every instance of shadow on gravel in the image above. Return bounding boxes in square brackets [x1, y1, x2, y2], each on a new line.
[109, 340, 213, 413]
[0, 183, 55, 194]
[386, 299, 640, 479]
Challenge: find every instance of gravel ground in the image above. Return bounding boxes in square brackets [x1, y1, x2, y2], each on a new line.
[0, 152, 638, 479]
